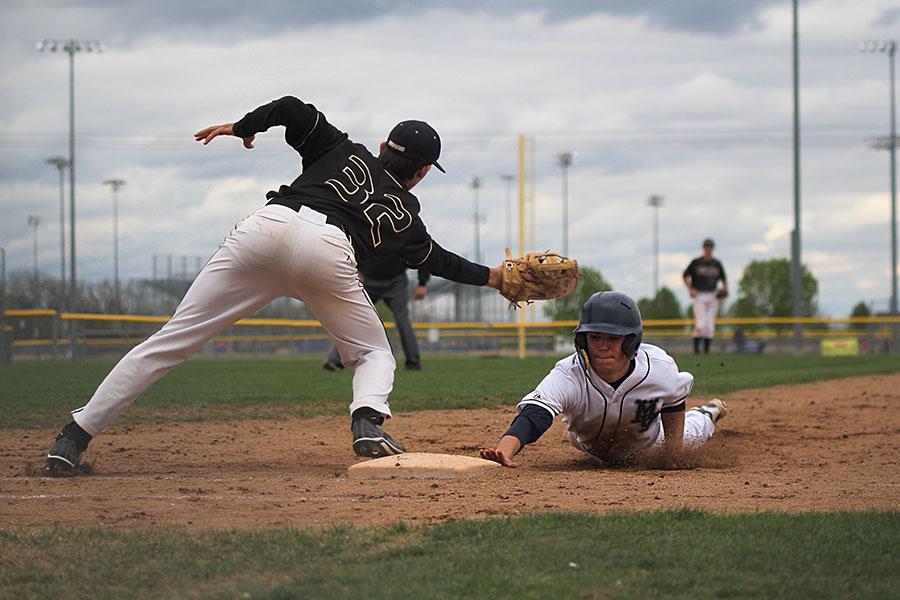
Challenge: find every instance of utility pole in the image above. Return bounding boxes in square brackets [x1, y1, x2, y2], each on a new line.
[500, 174, 514, 251]
[647, 195, 664, 296]
[46, 157, 69, 288]
[37, 39, 104, 316]
[28, 215, 43, 279]
[790, 0, 804, 351]
[555, 152, 574, 256]
[470, 176, 483, 322]
[861, 40, 898, 317]
[103, 178, 126, 302]
[470, 176, 483, 264]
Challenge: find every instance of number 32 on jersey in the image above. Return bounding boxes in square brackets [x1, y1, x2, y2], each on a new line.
[326, 154, 413, 248]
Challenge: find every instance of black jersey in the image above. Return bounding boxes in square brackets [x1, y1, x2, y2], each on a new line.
[359, 255, 430, 287]
[682, 257, 726, 292]
[232, 96, 488, 286]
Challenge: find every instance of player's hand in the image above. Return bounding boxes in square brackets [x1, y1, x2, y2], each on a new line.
[689, 288, 698, 298]
[194, 123, 255, 148]
[414, 285, 427, 300]
[479, 448, 518, 468]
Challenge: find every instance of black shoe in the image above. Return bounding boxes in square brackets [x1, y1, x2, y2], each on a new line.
[323, 360, 344, 372]
[405, 362, 422, 371]
[351, 412, 407, 458]
[45, 434, 81, 476]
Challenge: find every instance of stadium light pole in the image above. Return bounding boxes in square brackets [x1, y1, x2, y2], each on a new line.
[790, 0, 804, 350]
[861, 39, 898, 316]
[37, 39, 104, 311]
[28, 215, 43, 279]
[556, 152, 574, 256]
[647, 195, 664, 296]
[103, 178, 126, 302]
[470, 176, 483, 264]
[46, 157, 69, 288]
[470, 176, 483, 322]
[500, 174, 514, 251]
[0, 246, 6, 309]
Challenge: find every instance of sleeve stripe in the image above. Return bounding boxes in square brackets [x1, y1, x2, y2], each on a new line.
[661, 396, 687, 413]
[408, 240, 434, 266]
[518, 399, 559, 417]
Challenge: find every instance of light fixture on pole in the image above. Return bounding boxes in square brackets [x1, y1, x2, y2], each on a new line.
[555, 152, 574, 256]
[500, 174, 514, 251]
[28, 215, 43, 279]
[861, 39, 898, 316]
[103, 178, 126, 300]
[37, 38, 104, 311]
[647, 195, 664, 296]
[45, 157, 69, 288]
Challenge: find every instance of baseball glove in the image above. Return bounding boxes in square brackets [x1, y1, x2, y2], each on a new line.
[716, 289, 729, 299]
[500, 249, 579, 308]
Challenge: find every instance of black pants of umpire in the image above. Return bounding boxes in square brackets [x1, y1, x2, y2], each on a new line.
[327, 273, 421, 369]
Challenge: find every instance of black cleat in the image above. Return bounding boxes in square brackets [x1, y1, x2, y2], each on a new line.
[323, 360, 345, 372]
[45, 434, 81, 476]
[351, 415, 407, 458]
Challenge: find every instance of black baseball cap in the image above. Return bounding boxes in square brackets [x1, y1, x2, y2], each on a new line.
[703, 238, 715, 247]
[386, 120, 445, 173]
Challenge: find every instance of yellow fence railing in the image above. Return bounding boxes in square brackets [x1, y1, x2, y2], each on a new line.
[4, 310, 898, 352]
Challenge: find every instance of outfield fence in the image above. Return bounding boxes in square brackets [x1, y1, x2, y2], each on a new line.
[2, 309, 898, 363]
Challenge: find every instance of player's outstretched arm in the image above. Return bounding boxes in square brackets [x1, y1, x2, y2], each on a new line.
[194, 122, 256, 149]
[480, 435, 522, 468]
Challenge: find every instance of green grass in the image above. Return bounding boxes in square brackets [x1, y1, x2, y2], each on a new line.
[2, 353, 899, 428]
[2, 511, 897, 599]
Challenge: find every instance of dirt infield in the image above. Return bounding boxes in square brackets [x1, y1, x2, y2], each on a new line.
[2, 374, 898, 530]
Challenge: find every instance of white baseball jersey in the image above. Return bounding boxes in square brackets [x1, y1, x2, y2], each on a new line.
[518, 344, 694, 463]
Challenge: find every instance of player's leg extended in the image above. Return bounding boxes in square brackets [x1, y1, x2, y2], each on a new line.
[288, 222, 403, 457]
[72, 222, 286, 436]
[683, 399, 727, 447]
[281, 216, 395, 417]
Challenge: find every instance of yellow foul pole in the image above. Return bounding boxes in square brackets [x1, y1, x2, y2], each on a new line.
[517, 134, 526, 359]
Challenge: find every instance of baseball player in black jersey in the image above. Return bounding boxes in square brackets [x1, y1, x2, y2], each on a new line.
[323, 254, 429, 372]
[683, 238, 728, 354]
[44, 95, 504, 475]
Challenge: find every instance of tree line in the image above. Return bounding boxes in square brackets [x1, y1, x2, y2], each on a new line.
[544, 258, 874, 321]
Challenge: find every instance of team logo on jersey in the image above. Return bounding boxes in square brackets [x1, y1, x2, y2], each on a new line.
[631, 399, 659, 432]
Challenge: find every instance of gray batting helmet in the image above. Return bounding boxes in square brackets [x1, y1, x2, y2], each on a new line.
[574, 291, 643, 359]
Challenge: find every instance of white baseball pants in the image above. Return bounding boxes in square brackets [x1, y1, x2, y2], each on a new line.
[568, 409, 717, 459]
[658, 409, 717, 448]
[691, 291, 720, 339]
[72, 204, 395, 436]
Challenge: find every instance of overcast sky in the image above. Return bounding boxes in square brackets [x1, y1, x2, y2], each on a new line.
[1, 0, 898, 316]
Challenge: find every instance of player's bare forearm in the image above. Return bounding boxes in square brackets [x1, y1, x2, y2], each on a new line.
[486, 265, 503, 289]
[479, 435, 521, 468]
[661, 411, 685, 455]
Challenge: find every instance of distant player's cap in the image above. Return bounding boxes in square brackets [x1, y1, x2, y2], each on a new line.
[387, 120, 445, 173]
[703, 238, 715, 247]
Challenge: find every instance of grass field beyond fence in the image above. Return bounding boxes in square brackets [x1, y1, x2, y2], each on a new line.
[3, 353, 900, 428]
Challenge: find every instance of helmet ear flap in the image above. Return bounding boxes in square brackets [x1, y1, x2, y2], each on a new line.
[622, 333, 642, 359]
[574, 332, 589, 365]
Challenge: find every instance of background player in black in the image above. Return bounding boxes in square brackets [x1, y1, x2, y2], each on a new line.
[45, 95, 505, 474]
[324, 255, 429, 372]
[683, 238, 728, 354]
